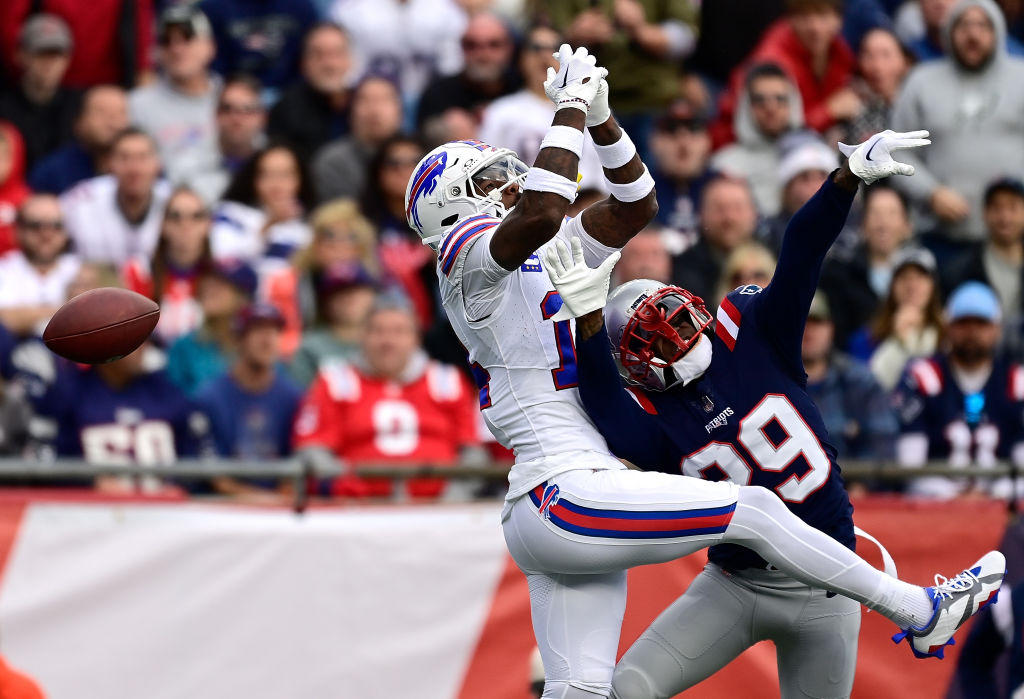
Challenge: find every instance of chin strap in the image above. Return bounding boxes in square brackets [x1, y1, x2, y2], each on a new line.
[671, 333, 713, 387]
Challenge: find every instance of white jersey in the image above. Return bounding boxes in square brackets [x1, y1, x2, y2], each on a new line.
[60, 175, 171, 267]
[437, 213, 625, 500]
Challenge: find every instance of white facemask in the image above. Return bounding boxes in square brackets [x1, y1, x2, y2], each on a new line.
[669, 333, 713, 387]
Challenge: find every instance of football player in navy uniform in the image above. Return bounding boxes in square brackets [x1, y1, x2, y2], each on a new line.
[894, 280, 1024, 500]
[543, 130, 1006, 696]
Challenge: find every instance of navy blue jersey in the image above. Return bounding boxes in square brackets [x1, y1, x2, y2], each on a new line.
[195, 370, 302, 459]
[893, 354, 1024, 466]
[578, 175, 857, 571]
[43, 365, 209, 463]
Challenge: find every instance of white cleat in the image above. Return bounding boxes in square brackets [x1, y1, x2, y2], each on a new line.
[892, 550, 1006, 659]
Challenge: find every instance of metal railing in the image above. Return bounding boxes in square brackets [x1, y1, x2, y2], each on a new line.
[0, 457, 1018, 514]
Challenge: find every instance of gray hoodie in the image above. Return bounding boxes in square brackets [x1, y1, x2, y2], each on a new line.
[891, 0, 1024, 241]
[711, 77, 805, 217]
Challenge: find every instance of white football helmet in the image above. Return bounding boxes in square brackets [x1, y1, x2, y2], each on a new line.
[605, 279, 715, 391]
[405, 139, 528, 249]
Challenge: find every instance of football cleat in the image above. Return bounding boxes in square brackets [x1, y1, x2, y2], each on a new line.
[892, 550, 1005, 659]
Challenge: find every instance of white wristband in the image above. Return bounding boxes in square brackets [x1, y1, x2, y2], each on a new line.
[540, 125, 585, 158]
[605, 165, 655, 203]
[593, 131, 637, 170]
[523, 167, 578, 202]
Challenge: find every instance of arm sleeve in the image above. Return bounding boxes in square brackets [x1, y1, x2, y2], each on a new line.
[576, 321, 676, 471]
[456, 224, 514, 321]
[758, 174, 857, 371]
[554, 214, 622, 267]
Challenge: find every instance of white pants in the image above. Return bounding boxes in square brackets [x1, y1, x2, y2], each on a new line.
[502, 468, 740, 698]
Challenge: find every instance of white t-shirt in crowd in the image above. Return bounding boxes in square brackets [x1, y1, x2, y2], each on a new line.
[0, 251, 80, 308]
[331, 0, 466, 102]
[60, 175, 171, 267]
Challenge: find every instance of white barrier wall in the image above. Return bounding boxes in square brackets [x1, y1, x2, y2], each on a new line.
[0, 502, 510, 699]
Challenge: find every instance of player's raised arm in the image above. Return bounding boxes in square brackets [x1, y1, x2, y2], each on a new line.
[760, 130, 930, 367]
[488, 45, 607, 270]
[577, 96, 659, 248]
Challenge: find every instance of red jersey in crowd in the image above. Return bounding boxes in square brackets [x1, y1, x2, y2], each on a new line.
[122, 259, 203, 347]
[0, 0, 153, 88]
[293, 353, 480, 498]
[711, 18, 855, 148]
[0, 122, 30, 256]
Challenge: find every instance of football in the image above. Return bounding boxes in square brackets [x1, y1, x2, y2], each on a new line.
[43, 287, 160, 364]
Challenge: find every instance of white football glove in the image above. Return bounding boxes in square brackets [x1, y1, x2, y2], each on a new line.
[543, 237, 620, 322]
[838, 129, 930, 185]
[586, 78, 611, 127]
[544, 44, 608, 114]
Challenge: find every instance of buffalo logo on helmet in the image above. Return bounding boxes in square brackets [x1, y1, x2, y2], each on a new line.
[406, 151, 448, 231]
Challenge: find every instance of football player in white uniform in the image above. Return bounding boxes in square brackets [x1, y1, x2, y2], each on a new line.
[404, 46, 1005, 699]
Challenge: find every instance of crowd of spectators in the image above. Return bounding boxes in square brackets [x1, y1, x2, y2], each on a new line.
[0, 0, 1022, 502]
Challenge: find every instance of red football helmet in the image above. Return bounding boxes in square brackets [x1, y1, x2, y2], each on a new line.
[610, 282, 713, 390]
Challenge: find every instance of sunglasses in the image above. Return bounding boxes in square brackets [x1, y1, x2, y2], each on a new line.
[20, 219, 64, 232]
[750, 93, 789, 106]
[218, 102, 262, 116]
[462, 38, 507, 51]
[165, 209, 210, 223]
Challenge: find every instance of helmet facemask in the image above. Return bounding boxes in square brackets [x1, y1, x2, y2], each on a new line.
[469, 155, 528, 209]
[618, 287, 713, 390]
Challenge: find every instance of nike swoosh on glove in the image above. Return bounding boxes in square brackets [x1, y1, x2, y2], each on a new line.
[543, 43, 608, 113]
[838, 129, 930, 185]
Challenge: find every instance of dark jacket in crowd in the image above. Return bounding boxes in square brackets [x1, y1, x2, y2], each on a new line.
[268, 81, 349, 161]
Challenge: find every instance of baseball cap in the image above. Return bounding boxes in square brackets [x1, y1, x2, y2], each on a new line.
[317, 262, 376, 296]
[19, 14, 72, 54]
[778, 140, 836, 185]
[946, 281, 1002, 323]
[655, 99, 708, 133]
[158, 5, 212, 43]
[233, 302, 285, 336]
[207, 258, 258, 298]
[891, 246, 937, 277]
[807, 291, 831, 321]
[983, 176, 1024, 207]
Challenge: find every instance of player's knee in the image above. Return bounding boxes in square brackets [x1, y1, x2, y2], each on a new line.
[738, 484, 783, 515]
[610, 663, 666, 699]
[546, 682, 613, 699]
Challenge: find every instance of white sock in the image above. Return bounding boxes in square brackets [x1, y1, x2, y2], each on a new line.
[725, 487, 934, 627]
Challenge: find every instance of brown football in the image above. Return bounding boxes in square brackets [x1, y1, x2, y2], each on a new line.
[43, 288, 160, 364]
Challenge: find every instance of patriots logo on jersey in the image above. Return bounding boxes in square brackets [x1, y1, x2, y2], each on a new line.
[737, 284, 763, 295]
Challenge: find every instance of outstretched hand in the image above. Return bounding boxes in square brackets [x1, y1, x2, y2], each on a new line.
[543, 237, 620, 322]
[543, 44, 608, 114]
[838, 130, 930, 185]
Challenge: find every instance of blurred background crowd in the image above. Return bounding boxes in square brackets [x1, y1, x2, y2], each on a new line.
[0, 0, 1022, 503]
